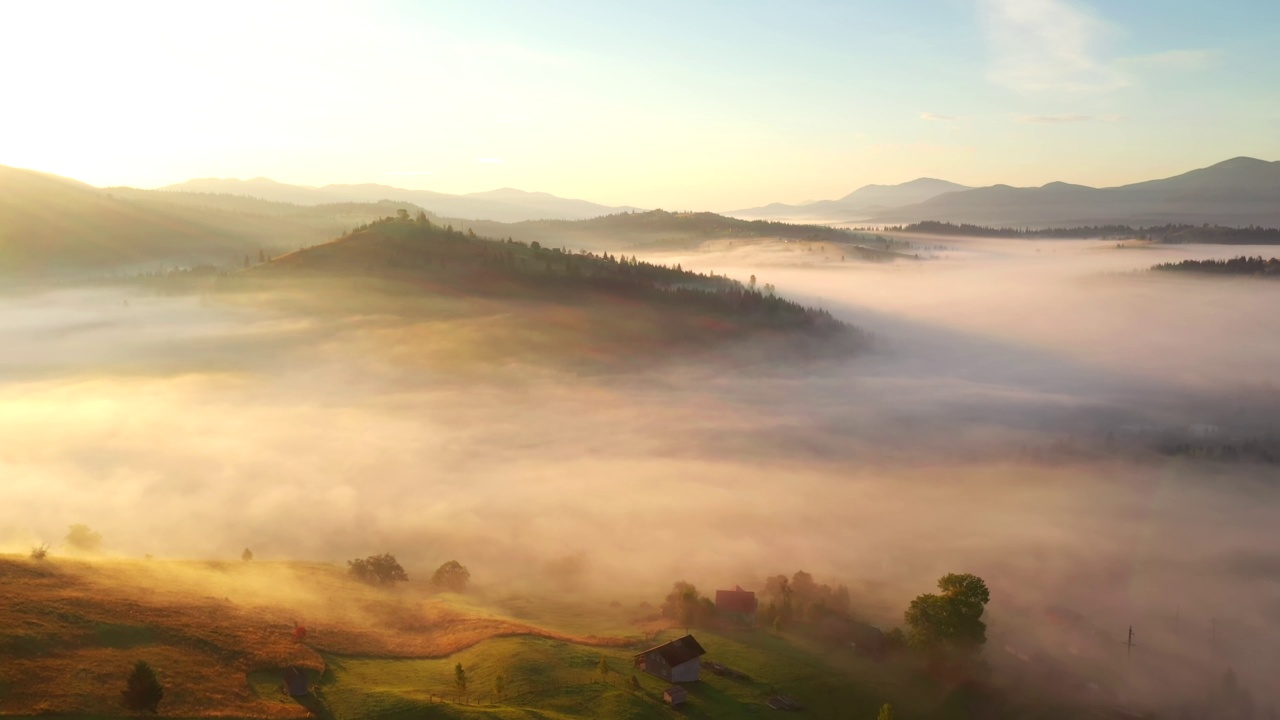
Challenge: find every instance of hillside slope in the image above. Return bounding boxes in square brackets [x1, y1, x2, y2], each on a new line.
[0, 165, 261, 275]
[0, 556, 626, 717]
[0, 166, 434, 275]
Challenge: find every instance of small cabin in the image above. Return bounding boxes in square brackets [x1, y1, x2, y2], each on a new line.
[634, 634, 706, 683]
[715, 586, 758, 617]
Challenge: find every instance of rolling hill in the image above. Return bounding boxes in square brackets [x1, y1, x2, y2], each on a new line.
[871, 157, 1280, 228]
[240, 215, 867, 360]
[0, 165, 442, 276]
[729, 178, 971, 222]
[162, 178, 641, 223]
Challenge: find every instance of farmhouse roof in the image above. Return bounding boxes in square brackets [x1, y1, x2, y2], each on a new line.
[715, 586, 758, 613]
[635, 634, 707, 667]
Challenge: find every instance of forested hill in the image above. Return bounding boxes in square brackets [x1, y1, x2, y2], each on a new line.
[1151, 256, 1280, 277]
[887, 220, 1280, 244]
[252, 214, 868, 352]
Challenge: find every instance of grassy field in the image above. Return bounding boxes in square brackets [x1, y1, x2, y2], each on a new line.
[0, 556, 1102, 720]
[0, 557, 624, 718]
[297, 624, 1019, 720]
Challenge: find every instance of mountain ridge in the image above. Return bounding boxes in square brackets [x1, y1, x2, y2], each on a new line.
[161, 178, 641, 223]
[728, 177, 971, 222]
[870, 157, 1280, 227]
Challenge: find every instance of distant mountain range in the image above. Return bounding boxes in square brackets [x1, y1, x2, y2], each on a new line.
[161, 178, 641, 223]
[729, 178, 971, 221]
[732, 157, 1280, 228]
[869, 157, 1280, 228]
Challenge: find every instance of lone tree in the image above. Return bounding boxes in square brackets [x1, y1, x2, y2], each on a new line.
[878, 703, 896, 720]
[454, 662, 468, 703]
[66, 524, 103, 553]
[628, 674, 641, 693]
[241, 548, 253, 562]
[597, 655, 610, 682]
[347, 553, 409, 585]
[121, 660, 164, 713]
[904, 573, 990, 657]
[430, 560, 471, 592]
[492, 672, 506, 700]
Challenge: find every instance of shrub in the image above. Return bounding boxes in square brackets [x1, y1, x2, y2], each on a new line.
[241, 548, 253, 562]
[29, 543, 49, 561]
[347, 553, 408, 585]
[121, 660, 164, 713]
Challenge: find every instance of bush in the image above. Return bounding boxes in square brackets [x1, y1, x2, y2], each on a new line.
[347, 553, 408, 585]
[241, 548, 253, 562]
[121, 660, 164, 713]
[29, 544, 49, 561]
[430, 560, 471, 592]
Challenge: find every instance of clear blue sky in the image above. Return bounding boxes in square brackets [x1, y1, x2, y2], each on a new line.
[1, 0, 1277, 209]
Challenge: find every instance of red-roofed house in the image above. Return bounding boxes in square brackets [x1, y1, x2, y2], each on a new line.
[715, 586, 758, 617]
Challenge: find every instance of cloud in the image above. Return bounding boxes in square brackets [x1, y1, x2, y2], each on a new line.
[477, 158, 504, 164]
[1016, 114, 1095, 124]
[920, 112, 958, 122]
[978, 0, 1126, 93]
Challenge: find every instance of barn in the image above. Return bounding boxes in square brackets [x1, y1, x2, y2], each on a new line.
[634, 634, 706, 683]
[715, 586, 758, 617]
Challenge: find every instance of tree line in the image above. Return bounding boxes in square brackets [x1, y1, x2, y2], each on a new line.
[1150, 256, 1280, 277]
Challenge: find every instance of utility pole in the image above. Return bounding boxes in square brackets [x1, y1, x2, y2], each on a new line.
[1125, 625, 1136, 661]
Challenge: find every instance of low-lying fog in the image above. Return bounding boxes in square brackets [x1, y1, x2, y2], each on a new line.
[3, 237, 1279, 707]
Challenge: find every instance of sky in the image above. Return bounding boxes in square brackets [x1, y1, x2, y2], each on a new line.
[1, 0, 1278, 209]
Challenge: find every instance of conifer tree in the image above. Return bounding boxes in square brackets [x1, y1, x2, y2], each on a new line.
[121, 660, 164, 714]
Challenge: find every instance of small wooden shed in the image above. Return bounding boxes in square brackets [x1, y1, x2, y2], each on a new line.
[663, 685, 688, 706]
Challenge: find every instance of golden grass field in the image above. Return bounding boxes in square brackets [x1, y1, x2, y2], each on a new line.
[0, 556, 634, 717]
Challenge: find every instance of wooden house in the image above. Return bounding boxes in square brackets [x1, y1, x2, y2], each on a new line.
[634, 634, 706, 683]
